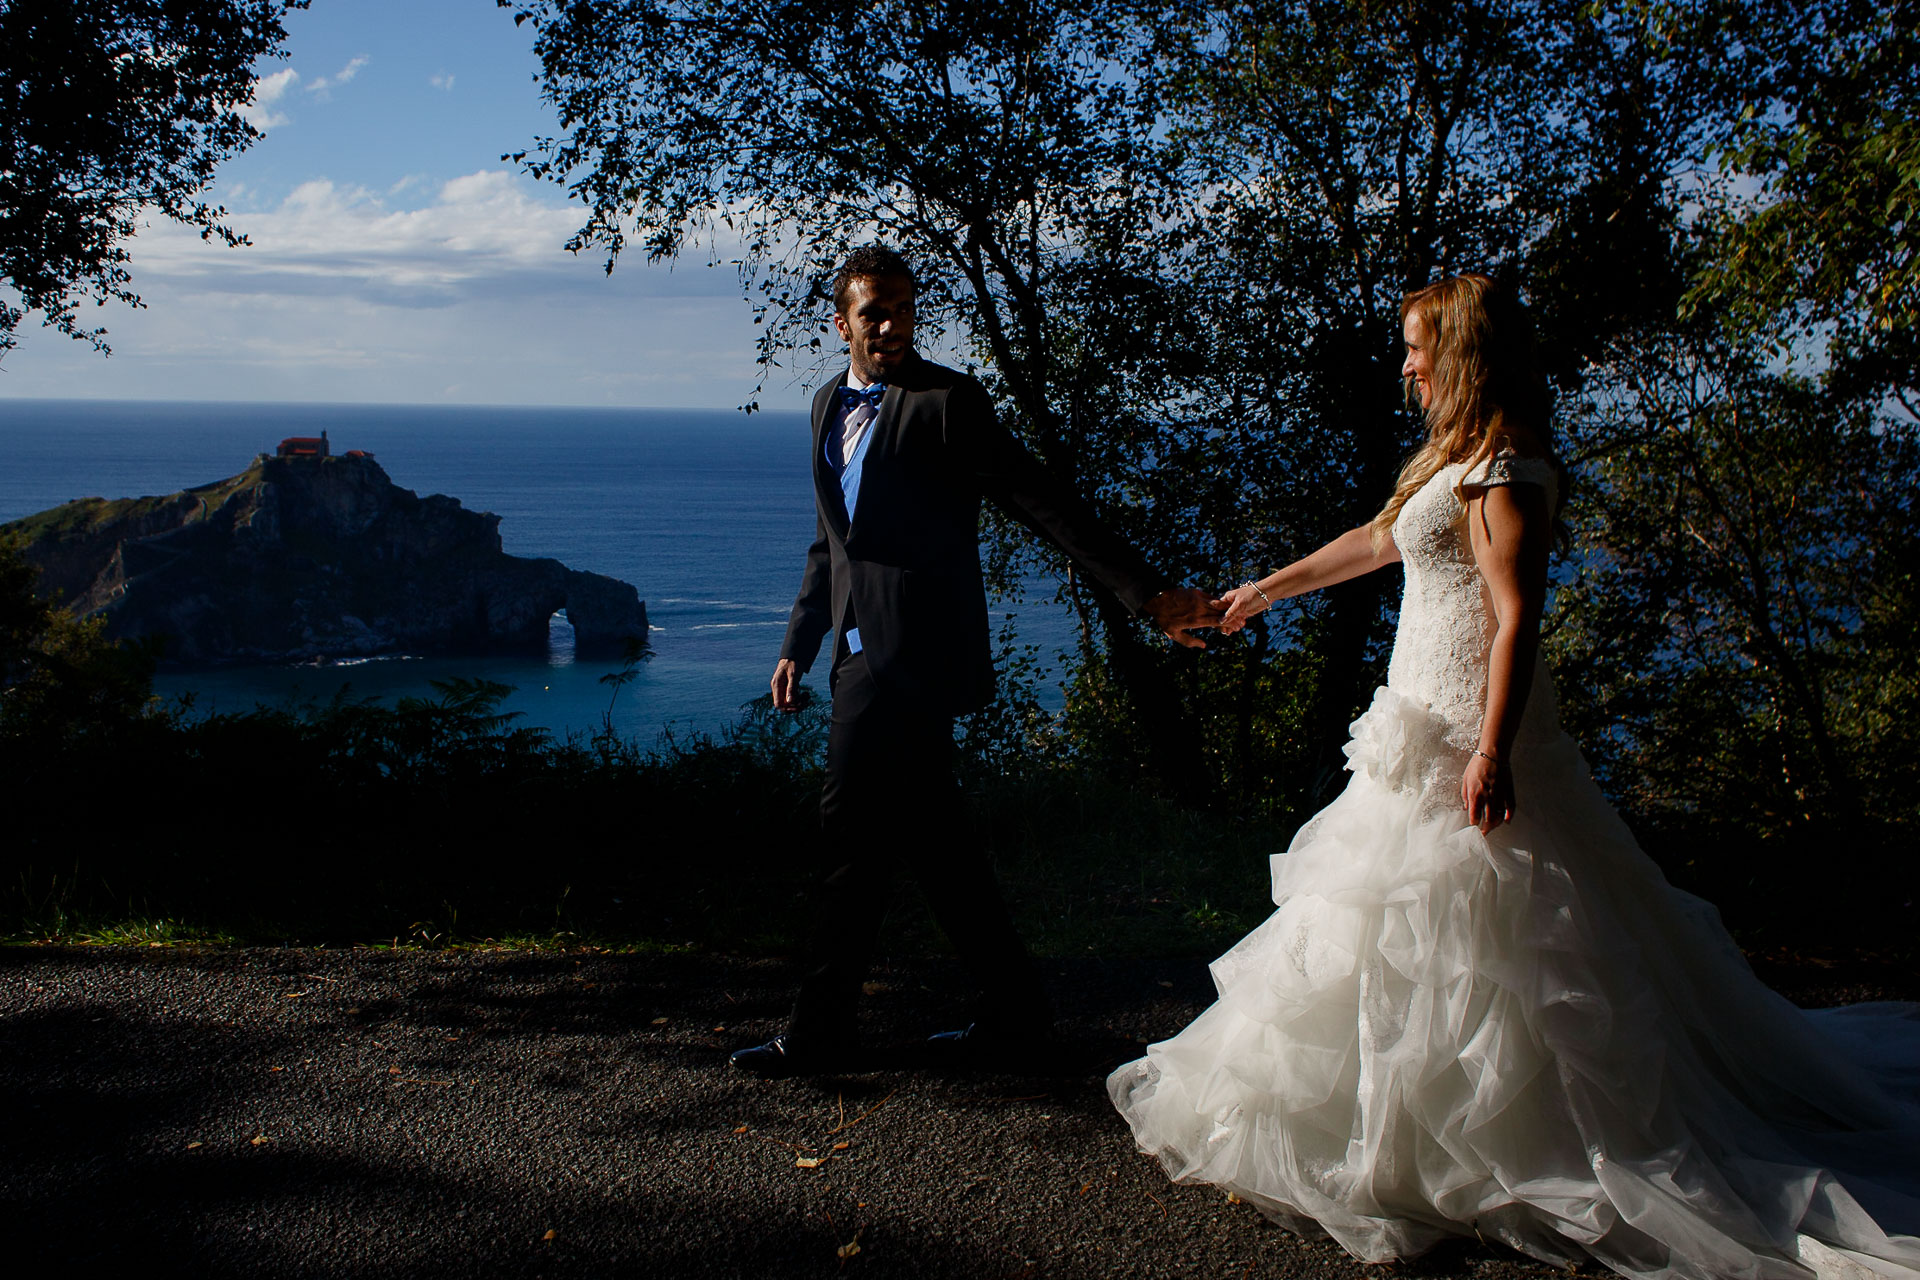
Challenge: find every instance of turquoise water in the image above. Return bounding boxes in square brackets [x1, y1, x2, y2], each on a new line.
[0, 399, 1077, 739]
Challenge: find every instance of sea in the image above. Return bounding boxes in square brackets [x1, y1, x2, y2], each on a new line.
[0, 399, 1078, 741]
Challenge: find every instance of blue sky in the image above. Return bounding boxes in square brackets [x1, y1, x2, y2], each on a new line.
[0, 0, 789, 409]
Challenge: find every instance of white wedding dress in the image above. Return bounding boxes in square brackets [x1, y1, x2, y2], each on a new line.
[1109, 455, 1920, 1280]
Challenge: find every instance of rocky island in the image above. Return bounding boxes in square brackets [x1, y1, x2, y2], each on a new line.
[1, 436, 647, 664]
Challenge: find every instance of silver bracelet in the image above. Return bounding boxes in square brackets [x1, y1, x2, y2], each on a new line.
[1246, 580, 1274, 609]
[1473, 748, 1502, 767]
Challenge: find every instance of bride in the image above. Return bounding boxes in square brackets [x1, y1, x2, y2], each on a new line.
[1108, 274, 1920, 1280]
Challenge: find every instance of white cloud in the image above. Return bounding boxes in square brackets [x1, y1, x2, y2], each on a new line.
[238, 67, 300, 131]
[234, 56, 369, 130]
[126, 171, 597, 297]
[307, 55, 370, 96]
[429, 72, 456, 92]
[0, 277, 769, 407]
[0, 173, 782, 407]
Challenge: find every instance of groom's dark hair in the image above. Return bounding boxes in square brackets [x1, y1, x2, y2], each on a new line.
[832, 246, 916, 315]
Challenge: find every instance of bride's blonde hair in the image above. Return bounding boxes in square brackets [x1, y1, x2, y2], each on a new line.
[1370, 274, 1554, 549]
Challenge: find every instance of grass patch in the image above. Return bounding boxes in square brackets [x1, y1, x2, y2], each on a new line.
[7, 913, 239, 948]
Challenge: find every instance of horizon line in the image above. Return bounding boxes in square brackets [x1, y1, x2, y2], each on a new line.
[0, 394, 800, 415]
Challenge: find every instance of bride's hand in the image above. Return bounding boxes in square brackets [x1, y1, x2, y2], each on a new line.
[1462, 752, 1514, 834]
[1212, 583, 1269, 634]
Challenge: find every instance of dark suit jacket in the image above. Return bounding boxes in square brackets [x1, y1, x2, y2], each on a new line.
[779, 355, 1169, 717]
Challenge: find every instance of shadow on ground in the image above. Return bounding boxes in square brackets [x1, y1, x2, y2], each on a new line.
[2, 946, 1912, 1278]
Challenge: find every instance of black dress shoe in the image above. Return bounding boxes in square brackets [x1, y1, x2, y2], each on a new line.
[728, 1034, 856, 1078]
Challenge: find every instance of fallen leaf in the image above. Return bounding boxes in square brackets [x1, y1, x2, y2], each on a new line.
[711, 1025, 726, 1032]
[1078, 1183, 1091, 1195]
[542, 1228, 556, 1242]
[732, 1125, 749, 1134]
[650, 1017, 669, 1026]
[1225, 1191, 1243, 1205]
[283, 991, 307, 999]
[832, 1141, 850, 1151]
[837, 1238, 862, 1259]
[388, 1066, 401, 1075]
[249, 1135, 269, 1146]
[269, 1066, 284, 1073]
[186, 1141, 203, 1150]
[796, 1156, 825, 1169]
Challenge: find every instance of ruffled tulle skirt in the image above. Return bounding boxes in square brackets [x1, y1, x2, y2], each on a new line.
[1109, 688, 1920, 1280]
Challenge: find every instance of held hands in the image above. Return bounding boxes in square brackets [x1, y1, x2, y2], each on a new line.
[1462, 751, 1514, 834]
[1143, 587, 1227, 649]
[771, 658, 803, 712]
[1210, 582, 1273, 635]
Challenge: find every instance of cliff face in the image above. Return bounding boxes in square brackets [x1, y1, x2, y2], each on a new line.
[2, 453, 647, 664]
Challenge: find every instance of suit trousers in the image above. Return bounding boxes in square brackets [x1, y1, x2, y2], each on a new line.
[786, 645, 1050, 1043]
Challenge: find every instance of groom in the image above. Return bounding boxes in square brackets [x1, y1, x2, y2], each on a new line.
[730, 246, 1220, 1076]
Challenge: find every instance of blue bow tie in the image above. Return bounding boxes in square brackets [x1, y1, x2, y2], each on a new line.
[838, 382, 886, 411]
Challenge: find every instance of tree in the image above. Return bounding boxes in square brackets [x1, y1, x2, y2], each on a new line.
[0, 0, 306, 357]
[1538, 320, 1920, 940]
[1540, 0, 1920, 833]
[1684, 0, 1920, 403]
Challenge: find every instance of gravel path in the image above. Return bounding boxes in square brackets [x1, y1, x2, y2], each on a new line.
[3, 946, 1911, 1279]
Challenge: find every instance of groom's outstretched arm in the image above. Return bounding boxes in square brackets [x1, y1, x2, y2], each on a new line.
[951, 380, 1220, 647]
[774, 511, 832, 709]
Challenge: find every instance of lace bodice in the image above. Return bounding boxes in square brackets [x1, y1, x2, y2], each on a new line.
[1385, 452, 1561, 755]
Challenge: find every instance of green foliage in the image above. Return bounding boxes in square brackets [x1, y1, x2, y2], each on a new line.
[1684, 0, 1920, 397]
[957, 612, 1067, 784]
[2, 677, 829, 947]
[1550, 334, 1920, 907]
[1056, 620, 1339, 808]
[596, 634, 654, 728]
[1528, 0, 1920, 913]
[2, 659, 1288, 957]
[0, 539, 159, 741]
[0, 0, 306, 356]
